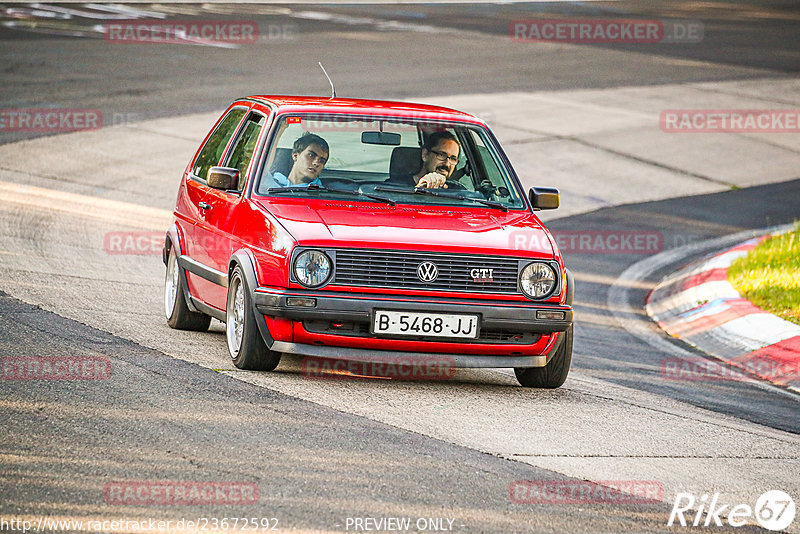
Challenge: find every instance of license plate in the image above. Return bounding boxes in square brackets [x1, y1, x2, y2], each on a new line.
[373, 310, 479, 339]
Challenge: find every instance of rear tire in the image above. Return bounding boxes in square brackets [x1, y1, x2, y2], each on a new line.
[164, 245, 211, 331]
[226, 266, 281, 371]
[515, 325, 573, 388]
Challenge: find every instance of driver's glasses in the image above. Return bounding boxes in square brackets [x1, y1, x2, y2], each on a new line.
[430, 149, 459, 164]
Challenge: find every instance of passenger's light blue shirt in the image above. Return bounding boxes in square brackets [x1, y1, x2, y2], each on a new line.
[265, 172, 322, 190]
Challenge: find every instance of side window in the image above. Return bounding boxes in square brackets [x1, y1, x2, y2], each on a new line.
[469, 129, 504, 185]
[468, 128, 524, 206]
[225, 113, 266, 190]
[192, 108, 247, 181]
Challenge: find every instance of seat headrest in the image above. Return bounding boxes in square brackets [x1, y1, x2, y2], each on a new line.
[269, 147, 293, 177]
[390, 147, 421, 179]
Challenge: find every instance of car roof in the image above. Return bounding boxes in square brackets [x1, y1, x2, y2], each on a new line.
[244, 95, 485, 125]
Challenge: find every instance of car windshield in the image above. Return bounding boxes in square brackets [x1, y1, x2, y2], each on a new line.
[255, 115, 526, 210]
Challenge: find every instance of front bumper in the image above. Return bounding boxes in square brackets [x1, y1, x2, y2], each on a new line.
[253, 288, 572, 367]
[254, 289, 572, 332]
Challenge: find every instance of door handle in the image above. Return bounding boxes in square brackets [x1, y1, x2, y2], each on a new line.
[198, 202, 211, 210]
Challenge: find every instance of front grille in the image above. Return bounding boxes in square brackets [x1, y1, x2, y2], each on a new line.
[303, 320, 539, 345]
[332, 249, 520, 294]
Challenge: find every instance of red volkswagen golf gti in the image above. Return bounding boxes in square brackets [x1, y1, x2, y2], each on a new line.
[163, 96, 574, 387]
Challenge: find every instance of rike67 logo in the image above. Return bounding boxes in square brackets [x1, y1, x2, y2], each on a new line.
[668, 490, 795, 531]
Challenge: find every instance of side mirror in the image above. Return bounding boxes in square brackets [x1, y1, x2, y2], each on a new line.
[207, 167, 239, 191]
[529, 187, 560, 210]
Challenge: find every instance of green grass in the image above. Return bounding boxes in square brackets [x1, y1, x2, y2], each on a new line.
[728, 225, 800, 326]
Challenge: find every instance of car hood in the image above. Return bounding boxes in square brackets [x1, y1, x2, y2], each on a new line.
[255, 198, 555, 258]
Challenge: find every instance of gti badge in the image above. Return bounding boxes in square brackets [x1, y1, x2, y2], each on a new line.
[417, 261, 439, 282]
[471, 268, 494, 283]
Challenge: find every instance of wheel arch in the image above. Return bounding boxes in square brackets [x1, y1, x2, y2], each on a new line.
[564, 267, 574, 307]
[229, 249, 275, 346]
[163, 224, 201, 314]
[542, 268, 574, 364]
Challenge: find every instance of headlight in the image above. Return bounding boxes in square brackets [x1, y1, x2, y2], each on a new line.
[519, 262, 557, 299]
[293, 250, 332, 287]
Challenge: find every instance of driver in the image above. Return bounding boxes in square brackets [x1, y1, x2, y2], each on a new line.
[388, 131, 460, 189]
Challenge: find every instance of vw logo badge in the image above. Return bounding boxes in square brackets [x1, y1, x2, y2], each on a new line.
[417, 261, 439, 282]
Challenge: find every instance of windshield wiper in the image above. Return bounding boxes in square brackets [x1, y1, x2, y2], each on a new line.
[268, 183, 396, 206]
[374, 185, 507, 212]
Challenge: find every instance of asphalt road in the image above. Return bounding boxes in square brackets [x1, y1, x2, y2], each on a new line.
[1, 2, 799, 533]
[552, 179, 800, 434]
[1, 291, 675, 533]
[2, 1, 797, 145]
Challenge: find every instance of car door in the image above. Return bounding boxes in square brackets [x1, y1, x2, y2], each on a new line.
[194, 110, 268, 311]
[181, 105, 248, 304]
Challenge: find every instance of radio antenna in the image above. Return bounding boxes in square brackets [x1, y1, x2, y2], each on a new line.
[318, 62, 336, 99]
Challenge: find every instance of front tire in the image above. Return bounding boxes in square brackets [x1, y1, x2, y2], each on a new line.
[515, 325, 573, 388]
[164, 245, 211, 331]
[226, 266, 281, 371]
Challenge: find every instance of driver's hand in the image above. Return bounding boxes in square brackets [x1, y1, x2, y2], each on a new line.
[416, 172, 448, 189]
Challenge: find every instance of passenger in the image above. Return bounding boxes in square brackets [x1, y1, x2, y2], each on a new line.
[387, 131, 460, 189]
[265, 133, 329, 188]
